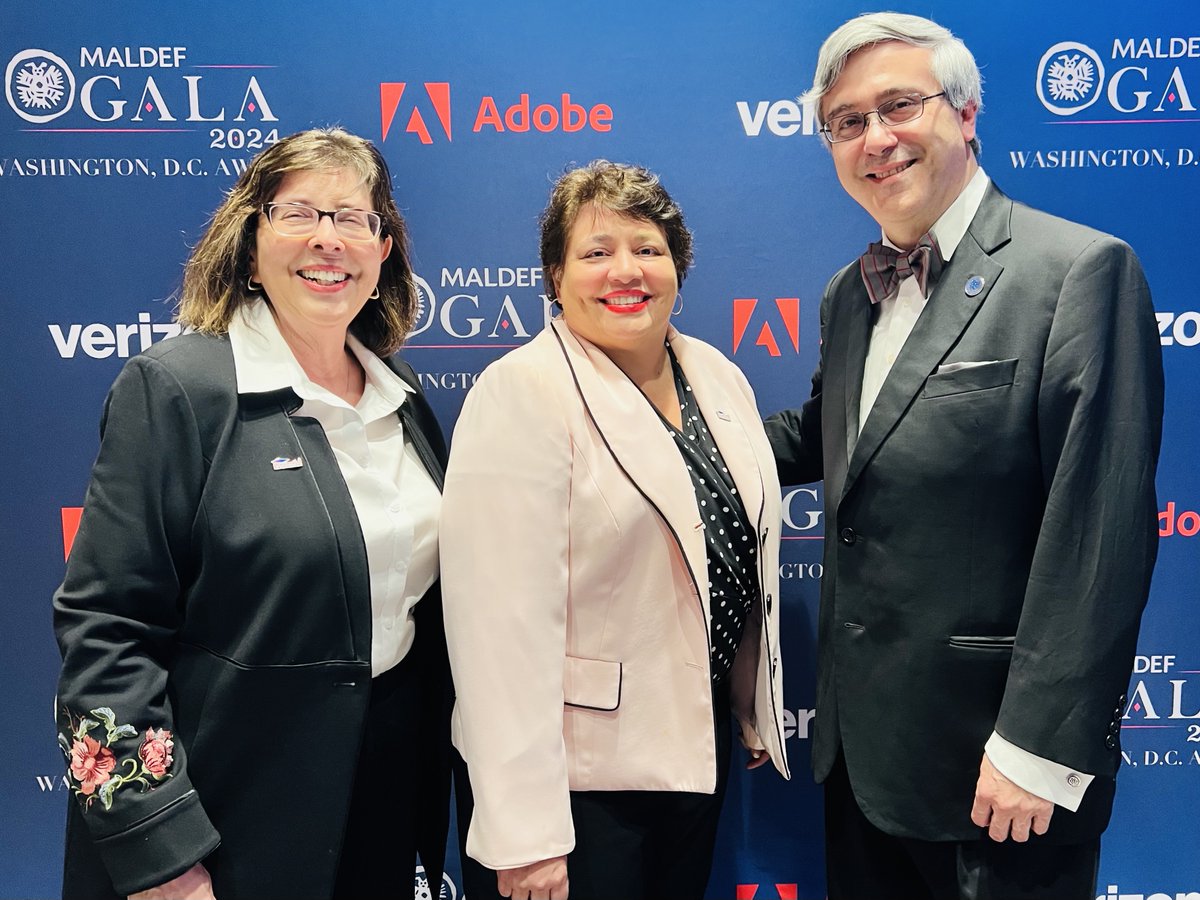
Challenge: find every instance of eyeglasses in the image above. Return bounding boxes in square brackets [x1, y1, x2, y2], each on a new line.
[262, 202, 384, 242]
[820, 92, 947, 143]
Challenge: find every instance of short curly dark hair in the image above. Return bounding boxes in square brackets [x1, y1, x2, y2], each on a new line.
[539, 160, 693, 301]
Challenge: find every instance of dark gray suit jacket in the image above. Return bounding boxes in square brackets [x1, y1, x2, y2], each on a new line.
[767, 183, 1163, 842]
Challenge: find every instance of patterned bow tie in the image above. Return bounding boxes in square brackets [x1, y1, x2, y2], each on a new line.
[859, 231, 944, 304]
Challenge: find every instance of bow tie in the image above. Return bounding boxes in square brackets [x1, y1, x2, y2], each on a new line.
[860, 232, 944, 304]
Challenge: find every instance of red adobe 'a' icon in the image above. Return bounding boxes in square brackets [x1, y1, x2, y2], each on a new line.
[733, 297, 800, 356]
[62, 507, 83, 560]
[380, 82, 452, 144]
[735, 884, 800, 900]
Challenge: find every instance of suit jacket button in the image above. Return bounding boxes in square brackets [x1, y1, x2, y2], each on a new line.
[839, 527, 857, 546]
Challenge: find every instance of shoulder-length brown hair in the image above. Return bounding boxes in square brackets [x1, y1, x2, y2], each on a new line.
[177, 127, 417, 356]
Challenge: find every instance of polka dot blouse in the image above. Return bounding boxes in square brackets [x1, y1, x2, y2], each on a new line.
[661, 346, 762, 684]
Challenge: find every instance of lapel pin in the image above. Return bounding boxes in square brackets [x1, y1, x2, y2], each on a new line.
[716, 409, 731, 422]
[271, 456, 303, 471]
[964, 275, 986, 297]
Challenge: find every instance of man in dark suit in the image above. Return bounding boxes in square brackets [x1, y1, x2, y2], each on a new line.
[766, 12, 1163, 898]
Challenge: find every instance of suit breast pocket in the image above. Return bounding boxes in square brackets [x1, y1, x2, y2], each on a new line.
[921, 358, 1018, 400]
[947, 634, 1016, 651]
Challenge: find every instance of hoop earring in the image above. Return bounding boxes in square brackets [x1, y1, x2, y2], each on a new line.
[246, 275, 263, 293]
[671, 293, 684, 316]
[369, 286, 380, 300]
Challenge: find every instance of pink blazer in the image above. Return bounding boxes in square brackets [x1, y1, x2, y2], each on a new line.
[441, 319, 789, 869]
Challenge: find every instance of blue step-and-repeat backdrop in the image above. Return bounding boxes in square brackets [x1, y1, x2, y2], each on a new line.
[2, 2, 1197, 898]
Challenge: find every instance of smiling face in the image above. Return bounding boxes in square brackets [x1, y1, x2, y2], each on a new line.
[250, 167, 392, 342]
[554, 203, 678, 361]
[823, 41, 978, 248]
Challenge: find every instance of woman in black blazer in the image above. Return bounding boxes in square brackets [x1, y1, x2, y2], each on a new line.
[54, 128, 452, 900]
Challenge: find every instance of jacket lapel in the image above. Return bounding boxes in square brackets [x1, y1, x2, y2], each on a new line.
[841, 185, 1012, 502]
[267, 391, 373, 659]
[550, 321, 709, 598]
[388, 356, 449, 490]
[669, 331, 767, 535]
[828, 269, 873, 469]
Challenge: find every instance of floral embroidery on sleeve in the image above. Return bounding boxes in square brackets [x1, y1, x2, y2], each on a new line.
[58, 708, 174, 811]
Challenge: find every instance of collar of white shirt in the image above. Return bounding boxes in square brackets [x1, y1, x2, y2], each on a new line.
[227, 299, 413, 421]
[881, 166, 991, 261]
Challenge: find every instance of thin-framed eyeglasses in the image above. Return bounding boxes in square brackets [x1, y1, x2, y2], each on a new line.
[262, 202, 384, 242]
[820, 92, 947, 143]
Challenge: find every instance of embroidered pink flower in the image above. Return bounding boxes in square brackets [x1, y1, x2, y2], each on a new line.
[138, 728, 174, 777]
[70, 735, 116, 795]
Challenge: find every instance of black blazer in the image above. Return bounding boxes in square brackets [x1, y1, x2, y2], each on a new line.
[767, 183, 1163, 842]
[54, 332, 452, 897]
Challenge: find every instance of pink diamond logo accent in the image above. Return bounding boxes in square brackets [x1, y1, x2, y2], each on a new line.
[502, 320, 510, 330]
[145, 102, 153, 112]
[248, 102, 257, 113]
[1169, 92, 1177, 103]
[1134, 702, 1142, 712]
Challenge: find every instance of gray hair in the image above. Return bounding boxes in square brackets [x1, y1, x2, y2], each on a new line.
[804, 12, 982, 156]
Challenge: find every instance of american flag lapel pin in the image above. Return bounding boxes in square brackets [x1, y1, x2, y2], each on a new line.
[271, 456, 303, 471]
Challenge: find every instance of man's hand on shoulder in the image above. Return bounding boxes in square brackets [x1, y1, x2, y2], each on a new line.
[970, 753, 1053, 842]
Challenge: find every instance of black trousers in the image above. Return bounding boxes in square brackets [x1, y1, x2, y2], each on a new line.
[825, 753, 1100, 900]
[331, 653, 423, 899]
[457, 683, 732, 900]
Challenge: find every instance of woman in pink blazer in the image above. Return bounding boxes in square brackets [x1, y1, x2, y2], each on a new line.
[441, 161, 789, 900]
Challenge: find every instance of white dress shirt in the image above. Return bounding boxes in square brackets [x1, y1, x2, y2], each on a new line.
[858, 167, 990, 430]
[858, 167, 1093, 812]
[228, 300, 440, 677]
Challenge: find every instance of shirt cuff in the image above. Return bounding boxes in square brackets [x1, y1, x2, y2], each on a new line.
[984, 732, 1093, 812]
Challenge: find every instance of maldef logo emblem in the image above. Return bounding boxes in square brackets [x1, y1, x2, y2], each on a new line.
[1036, 41, 1105, 116]
[6, 49, 76, 122]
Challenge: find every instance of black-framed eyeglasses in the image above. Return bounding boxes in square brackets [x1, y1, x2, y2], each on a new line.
[262, 202, 384, 242]
[819, 92, 947, 143]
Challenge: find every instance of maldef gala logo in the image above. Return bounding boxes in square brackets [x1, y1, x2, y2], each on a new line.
[7, 49, 75, 122]
[414, 866, 456, 900]
[1035, 36, 1197, 119]
[1037, 42, 1106, 115]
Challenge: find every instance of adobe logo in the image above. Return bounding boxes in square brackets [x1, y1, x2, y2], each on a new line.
[380, 82, 452, 144]
[380, 82, 614, 143]
[1160, 501, 1200, 537]
[736, 884, 798, 900]
[733, 297, 800, 356]
[62, 507, 83, 560]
